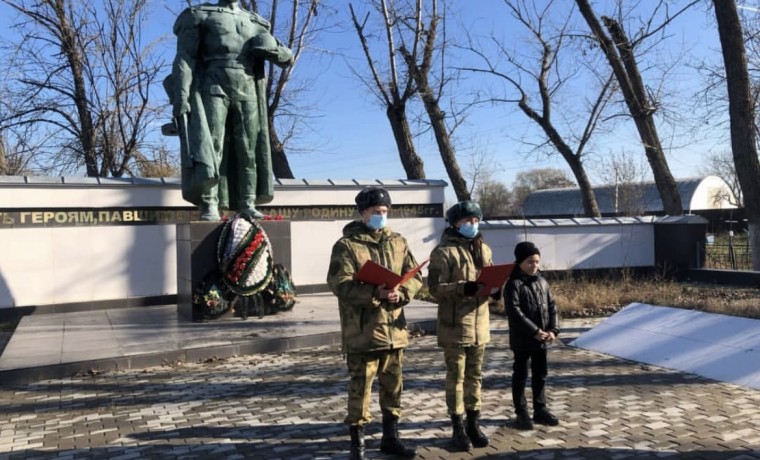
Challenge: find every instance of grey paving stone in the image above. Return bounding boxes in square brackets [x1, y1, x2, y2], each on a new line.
[1, 318, 760, 459]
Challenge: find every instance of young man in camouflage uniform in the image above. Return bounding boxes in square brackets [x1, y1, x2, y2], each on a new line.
[427, 201, 496, 452]
[327, 186, 422, 460]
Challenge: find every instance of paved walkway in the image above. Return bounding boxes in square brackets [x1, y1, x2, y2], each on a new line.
[1, 308, 760, 459]
[0, 293, 437, 384]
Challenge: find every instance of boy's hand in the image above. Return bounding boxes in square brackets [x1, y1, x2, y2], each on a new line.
[534, 329, 550, 341]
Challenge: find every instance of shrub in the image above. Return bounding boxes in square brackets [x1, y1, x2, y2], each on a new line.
[487, 272, 760, 320]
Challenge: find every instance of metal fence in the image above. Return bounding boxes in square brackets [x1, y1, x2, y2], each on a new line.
[705, 244, 753, 270]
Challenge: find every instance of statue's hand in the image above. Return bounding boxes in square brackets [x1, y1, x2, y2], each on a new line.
[274, 58, 293, 70]
[276, 44, 295, 67]
[173, 101, 191, 119]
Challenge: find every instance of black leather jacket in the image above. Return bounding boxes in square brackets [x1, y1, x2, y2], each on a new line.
[504, 267, 559, 350]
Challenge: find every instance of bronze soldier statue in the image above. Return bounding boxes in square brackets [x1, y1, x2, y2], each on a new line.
[165, 0, 293, 220]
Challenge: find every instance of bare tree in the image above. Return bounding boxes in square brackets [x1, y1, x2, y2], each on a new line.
[695, 2, 760, 141]
[241, 0, 326, 179]
[461, 0, 608, 217]
[701, 150, 743, 207]
[0, 134, 32, 176]
[396, 0, 470, 200]
[575, 0, 699, 216]
[466, 145, 508, 217]
[511, 167, 575, 214]
[464, 143, 503, 197]
[0, 109, 42, 175]
[0, 136, 5, 175]
[474, 179, 512, 219]
[712, 0, 760, 270]
[595, 150, 650, 216]
[0, 0, 164, 177]
[348, 0, 425, 180]
[133, 142, 181, 178]
[0, 134, 14, 175]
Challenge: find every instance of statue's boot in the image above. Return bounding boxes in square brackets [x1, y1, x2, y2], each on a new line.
[200, 187, 221, 222]
[200, 205, 221, 222]
[239, 207, 264, 219]
[239, 196, 265, 219]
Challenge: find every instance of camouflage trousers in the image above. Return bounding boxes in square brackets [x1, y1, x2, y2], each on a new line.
[443, 344, 486, 415]
[345, 348, 404, 426]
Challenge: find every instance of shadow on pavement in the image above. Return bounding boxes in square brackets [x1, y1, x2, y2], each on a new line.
[475, 448, 757, 459]
[10, 444, 756, 460]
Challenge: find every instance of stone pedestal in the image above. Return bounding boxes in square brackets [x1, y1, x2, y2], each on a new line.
[176, 220, 292, 321]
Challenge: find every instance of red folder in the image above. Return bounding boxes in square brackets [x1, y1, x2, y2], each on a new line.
[356, 259, 429, 289]
[475, 263, 514, 297]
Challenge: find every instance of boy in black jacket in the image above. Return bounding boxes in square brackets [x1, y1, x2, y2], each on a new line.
[504, 241, 560, 430]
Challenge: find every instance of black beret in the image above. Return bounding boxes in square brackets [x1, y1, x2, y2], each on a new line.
[514, 241, 541, 264]
[446, 201, 483, 226]
[355, 186, 392, 212]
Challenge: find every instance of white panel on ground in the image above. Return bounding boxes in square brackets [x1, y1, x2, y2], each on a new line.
[570, 303, 760, 390]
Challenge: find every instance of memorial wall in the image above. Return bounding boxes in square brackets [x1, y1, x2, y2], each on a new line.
[0, 176, 704, 311]
[0, 177, 446, 310]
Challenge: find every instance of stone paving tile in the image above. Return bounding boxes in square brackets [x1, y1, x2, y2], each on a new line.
[0, 318, 759, 459]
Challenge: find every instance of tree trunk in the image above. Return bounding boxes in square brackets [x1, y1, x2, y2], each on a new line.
[386, 105, 425, 180]
[54, 1, 98, 177]
[531, 122, 600, 217]
[518, 101, 601, 217]
[603, 17, 683, 217]
[575, 0, 683, 215]
[414, 85, 469, 201]
[268, 117, 294, 179]
[398, 29, 468, 200]
[568, 159, 598, 217]
[713, 0, 760, 270]
[0, 140, 6, 175]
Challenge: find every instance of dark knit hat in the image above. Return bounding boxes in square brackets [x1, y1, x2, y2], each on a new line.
[514, 241, 540, 264]
[355, 186, 392, 212]
[445, 200, 483, 226]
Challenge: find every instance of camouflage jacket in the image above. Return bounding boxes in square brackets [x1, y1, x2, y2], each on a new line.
[327, 221, 422, 354]
[427, 229, 492, 347]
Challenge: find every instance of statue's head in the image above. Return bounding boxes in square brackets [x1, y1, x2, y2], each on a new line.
[218, 0, 237, 6]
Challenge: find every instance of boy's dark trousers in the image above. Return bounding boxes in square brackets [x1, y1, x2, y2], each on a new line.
[511, 348, 548, 414]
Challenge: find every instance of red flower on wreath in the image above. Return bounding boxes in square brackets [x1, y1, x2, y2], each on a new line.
[226, 229, 265, 284]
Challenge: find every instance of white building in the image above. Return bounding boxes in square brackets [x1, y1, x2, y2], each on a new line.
[521, 176, 737, 218]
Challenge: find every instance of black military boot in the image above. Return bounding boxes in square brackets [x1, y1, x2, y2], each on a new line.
[450, 413, 472, 452]
[379, 410, 417, 458]
[349, 425, 365, 460]
[465, 409, 489, 448]
[533, 408, 559, 426]
[514, 411, 534, 430]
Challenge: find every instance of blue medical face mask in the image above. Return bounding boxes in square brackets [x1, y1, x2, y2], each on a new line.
[457, 222, 478, 238]
[367, 214, 387, 230]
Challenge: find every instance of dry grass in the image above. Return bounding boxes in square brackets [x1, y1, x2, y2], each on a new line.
[488, 274, 760, 320]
